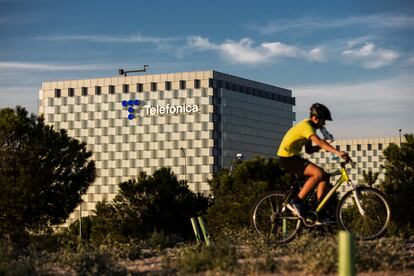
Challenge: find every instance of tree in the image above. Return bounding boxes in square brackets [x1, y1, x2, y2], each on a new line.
[361, 170, 380, 187]
[380, 134, 414, 237]
[90, 167, 210, 243]
[0, 107, 96, 242]
[206, 157, 292, 234]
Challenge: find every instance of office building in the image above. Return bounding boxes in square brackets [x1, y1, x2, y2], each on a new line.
[39, 70, 295, 222]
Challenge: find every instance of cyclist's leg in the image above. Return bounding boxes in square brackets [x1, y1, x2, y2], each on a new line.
[299, 162, 328, 200]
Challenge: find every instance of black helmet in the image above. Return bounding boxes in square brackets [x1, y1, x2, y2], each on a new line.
[310, 103, 332, 121]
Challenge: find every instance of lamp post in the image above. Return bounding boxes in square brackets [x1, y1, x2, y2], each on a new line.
[399, 129, 402, 147]
[229, 153, 243, 175]
[180, 147, 187, 182]
[79, 201, 82, 240]
[118, 65, 149, 77]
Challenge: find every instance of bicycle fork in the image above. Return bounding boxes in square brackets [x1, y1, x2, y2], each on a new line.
[352, 188, 366, 217]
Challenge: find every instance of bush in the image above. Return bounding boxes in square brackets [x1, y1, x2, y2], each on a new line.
[90, 167, 210, 243]
[62, 245, 127, 275]
[206, 157, 292, 234]
[380, 134, 414, 237]
[178, 243, 239, 273]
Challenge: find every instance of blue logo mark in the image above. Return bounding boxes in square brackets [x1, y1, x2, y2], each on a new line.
[122, 100, 140, 120]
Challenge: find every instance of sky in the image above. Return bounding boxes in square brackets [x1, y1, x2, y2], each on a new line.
[0, 0, 413, 139]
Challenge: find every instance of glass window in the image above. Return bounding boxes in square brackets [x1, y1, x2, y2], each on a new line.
[151, 82, 157, 91]
[195, 79, 201, 89]
[378, 143, 383, 150]
[346, 145, 351, 151]
[81, 87, 88, 96]
[68, 88, 75, 97]
[54, 89, 61, 98]
[165, 81, 172, 91]
[109, 85, 115, 94]
[123, 84, 129, 93]
[180, 80, 186, 90]
[357, 144, 362, 151]
[368, 144, 372, 150]
[95, 86, 101, 95]
[137, 83, 143, 92]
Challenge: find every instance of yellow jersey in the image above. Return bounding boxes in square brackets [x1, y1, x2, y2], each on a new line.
[277, 119, 316, 157]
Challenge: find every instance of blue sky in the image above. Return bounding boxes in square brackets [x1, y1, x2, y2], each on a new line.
[1, 0, 413, 138]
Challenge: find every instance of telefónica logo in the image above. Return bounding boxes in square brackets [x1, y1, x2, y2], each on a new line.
[121, 100, 140, 120]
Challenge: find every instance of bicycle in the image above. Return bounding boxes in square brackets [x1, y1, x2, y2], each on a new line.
[251, 159, 392, 243]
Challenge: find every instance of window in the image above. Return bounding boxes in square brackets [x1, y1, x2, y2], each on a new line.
[137, 83, 143, 92]
[54, 89, 61, 98]
[165, 81, 172, 91]
[180, 80, 186, 90]
[378, 143, 383, 150]
[81, 87, 88, 96]
[195, 79, 201, 89]
[151, 82, 157, 91]
[109, 85, 115, 94]
[336, 145, 340, 151]
[357, 144, 362, 151]
[95, 86, 101, 95]
[122, 84, 129, 93]
[368, 144, 372, 150]
[68, 88, 75, 97]
[346, 145, 351, 151]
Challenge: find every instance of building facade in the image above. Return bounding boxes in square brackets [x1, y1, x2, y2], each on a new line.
[39, 70, 295, 221]
[304, 136, 403, 195]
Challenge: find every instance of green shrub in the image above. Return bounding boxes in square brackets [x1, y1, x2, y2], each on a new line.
[91, 167, 210, 243]
[206, 157, 292, 234]
[178, 243, 239, 273]
[380, 134, 414, 237]
[61, 245, 127, 275]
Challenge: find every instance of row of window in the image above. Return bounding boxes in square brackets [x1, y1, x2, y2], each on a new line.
[209, 79, 295, 105]
[54, 79, 202, 98]
[335, 144, 383, 151]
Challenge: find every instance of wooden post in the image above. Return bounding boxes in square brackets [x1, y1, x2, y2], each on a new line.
[338, 231, 356, 276]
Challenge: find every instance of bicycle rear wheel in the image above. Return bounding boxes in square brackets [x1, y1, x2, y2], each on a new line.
[251, 191, 301, 243]
[337, 187, 391, 240]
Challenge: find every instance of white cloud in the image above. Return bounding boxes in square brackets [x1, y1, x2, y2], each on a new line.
[40, 33, 179, 48]
[291, 75, 414, 138]
[342, 42, 399, 69]
[0, 62, 110, 71]
[187, 36, 325, 64]
[307, 47, 326, 62]
[254, 14, 414, 34]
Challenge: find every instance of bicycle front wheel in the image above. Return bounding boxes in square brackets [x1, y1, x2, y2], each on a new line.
[337, 187, 391, 240]
[251, 191, 301, 243]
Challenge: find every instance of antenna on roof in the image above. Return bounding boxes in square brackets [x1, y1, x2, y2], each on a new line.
[118, 65, 149, 77]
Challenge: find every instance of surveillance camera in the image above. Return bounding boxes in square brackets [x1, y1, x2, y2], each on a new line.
[236, 153, 243, 159]
[118, 69, 125, 75]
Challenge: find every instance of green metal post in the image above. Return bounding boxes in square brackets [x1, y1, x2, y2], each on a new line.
[197, 216, 211, 246]
[338, 231, 356, 276]
[190, 217, 202, 243]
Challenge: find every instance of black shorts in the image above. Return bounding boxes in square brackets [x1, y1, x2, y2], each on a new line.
[278, 156, 310, 178]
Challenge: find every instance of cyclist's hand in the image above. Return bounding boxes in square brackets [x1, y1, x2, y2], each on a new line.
[339, 151, 352, 162]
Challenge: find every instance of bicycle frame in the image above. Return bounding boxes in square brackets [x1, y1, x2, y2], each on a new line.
[315, 162, 357, 213]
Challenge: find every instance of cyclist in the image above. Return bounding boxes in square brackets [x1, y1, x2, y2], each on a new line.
[277, 103, 350, 220]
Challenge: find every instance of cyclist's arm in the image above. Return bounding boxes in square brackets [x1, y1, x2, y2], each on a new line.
[305, 140, 321, 154]
[309, 134, 348, 159]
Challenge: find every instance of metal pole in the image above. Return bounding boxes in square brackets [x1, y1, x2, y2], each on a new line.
[190, 217, 202, 243]
[197, 216, 211, 246]
[338, 231, 356, 276]
[180, 147, 187, 182]
[399, 129, 402, 147]
[79, 202, 82, 240]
